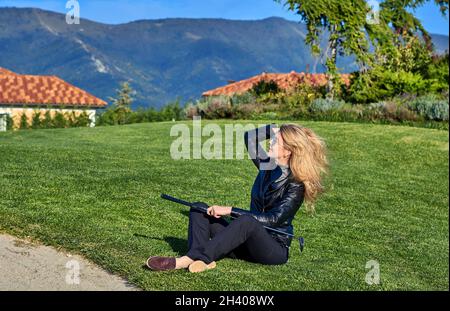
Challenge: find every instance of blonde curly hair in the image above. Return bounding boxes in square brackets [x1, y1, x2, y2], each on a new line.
[280, 123, 330, 213]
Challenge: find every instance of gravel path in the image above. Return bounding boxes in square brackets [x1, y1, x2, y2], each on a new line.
[0, 234, 139, 291]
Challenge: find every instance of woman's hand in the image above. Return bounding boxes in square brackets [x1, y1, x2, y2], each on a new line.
[207, 205, 232, 218]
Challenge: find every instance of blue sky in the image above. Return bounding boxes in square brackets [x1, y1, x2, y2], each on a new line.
[0, 0, 448, 35]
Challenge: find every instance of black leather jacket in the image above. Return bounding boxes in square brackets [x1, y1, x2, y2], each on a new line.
[231, 124, 305, 248]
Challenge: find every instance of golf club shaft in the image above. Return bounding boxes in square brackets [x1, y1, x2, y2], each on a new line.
[160, 193, 197, 209]
[160, 193, 295, 238]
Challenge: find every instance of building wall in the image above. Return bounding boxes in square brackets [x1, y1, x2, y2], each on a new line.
[0, 107, 97, 129]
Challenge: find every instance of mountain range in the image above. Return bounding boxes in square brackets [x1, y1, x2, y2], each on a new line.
[0, 7, 448, 108]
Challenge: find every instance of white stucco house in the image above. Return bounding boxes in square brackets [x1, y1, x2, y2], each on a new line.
[0, 67, 107, 131]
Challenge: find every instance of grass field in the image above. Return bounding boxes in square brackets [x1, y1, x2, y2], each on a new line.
[0, 120, 448, 290]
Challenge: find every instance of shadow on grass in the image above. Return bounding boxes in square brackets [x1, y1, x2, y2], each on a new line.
[133, 233, 188, 254]
[134, 209, 191, 255]
[179, 210, 190, 217]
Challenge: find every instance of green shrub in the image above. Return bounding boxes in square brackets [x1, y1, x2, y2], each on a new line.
[346, 68, 432, 104]
[309, 98, 346, 114]
[407, 94, 449, 121]
[53, 111, 67, 128]
[6, 114, 13, 130]
[96, 109, 116, 126]
[98, 100, 187, 126]
[160, 100, 184, 121]
[127, 108, 147, 124]
[48, 110, 92, 128]
[282, 83, 325, 111]
[233, 102, 264, 119]
[388, 71, 433, 94]
[362, 102, 387, 121]
[250, 79, 280, 96]
[230, 92, 257, 106]
[204, 97, 232, 119]
[256, 92, 286, 105]
[250, 111, 279, 120]
[77, 111, 91, 127]
[361, 100, 421, 122]
[186, 96, 231, 119]
[41, 111, 53, 128]
[31, 110, 42, 129]
[66, 111, 77, 127]
[19, 113, 29, 129]
[185, 95, 266, 120]
[126, 107, 166, 123]
[421, 52, 449, 93]
[184, 102, 199, 119]
[144, 107, 163, 122]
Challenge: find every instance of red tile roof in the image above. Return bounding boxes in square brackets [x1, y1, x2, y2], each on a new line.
[0, 68, 19, 75]
[0, 67, 107, 107]
[202, 71, 351, 97]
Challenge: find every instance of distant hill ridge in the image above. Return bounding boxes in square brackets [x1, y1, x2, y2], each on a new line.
[0, 7, 448, 108]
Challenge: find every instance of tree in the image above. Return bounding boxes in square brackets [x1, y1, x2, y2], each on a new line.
[274, 0, 449, 97]
[275, 0, 373, 98]
[108, 82, 135, 125]
[370, 0, 448, 71]
[380, 0, 448, 51]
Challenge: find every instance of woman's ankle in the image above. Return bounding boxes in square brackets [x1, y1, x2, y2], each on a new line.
[175, 256, 194, 269]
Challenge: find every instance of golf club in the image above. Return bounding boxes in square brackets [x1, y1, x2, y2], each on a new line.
[160, 193, 305, 253]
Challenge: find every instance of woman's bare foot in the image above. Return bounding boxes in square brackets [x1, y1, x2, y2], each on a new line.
[188, 260, 217, 273]
[175, 256, 194, 269]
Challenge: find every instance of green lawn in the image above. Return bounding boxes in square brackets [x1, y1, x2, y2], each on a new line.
[0, 120, 448, 290]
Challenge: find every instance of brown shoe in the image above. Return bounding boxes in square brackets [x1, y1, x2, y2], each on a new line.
[146, 256, 176, 271]
[188, 260, 217, 273]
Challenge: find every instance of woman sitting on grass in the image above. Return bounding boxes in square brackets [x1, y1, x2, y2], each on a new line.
[146, 123, 329, 273]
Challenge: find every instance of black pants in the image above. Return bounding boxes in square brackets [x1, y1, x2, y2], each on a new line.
[185, 207, 289, 265]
